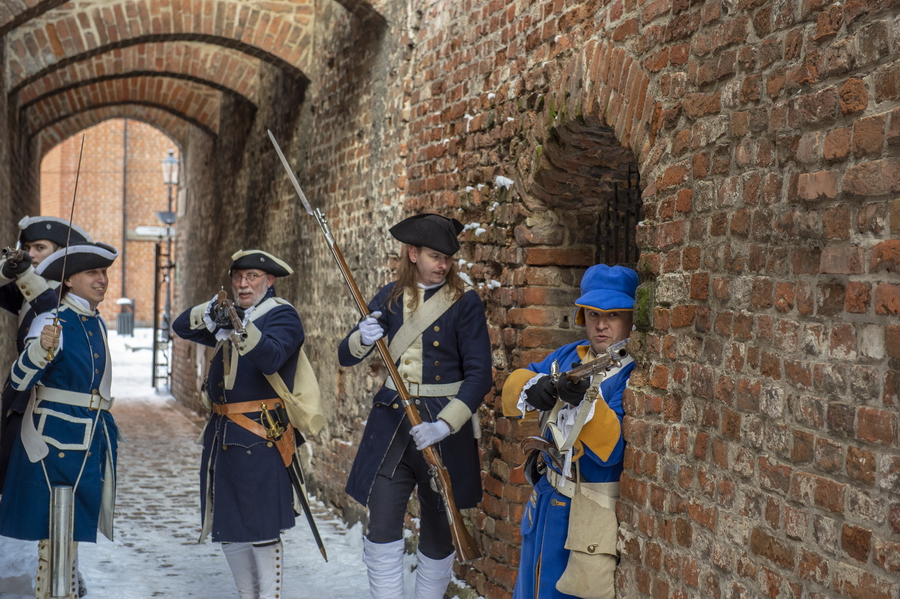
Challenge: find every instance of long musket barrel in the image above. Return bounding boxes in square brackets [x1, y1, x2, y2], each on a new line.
[267, 130, 481, 563]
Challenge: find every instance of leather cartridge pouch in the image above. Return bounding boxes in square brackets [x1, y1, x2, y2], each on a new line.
[556, 469, 619, 599]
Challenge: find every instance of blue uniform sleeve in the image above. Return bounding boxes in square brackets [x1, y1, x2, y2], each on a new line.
[237, 305, 304, 375]
[451, 290, 492, 412]
[0, 280, 23, 314]
[10, 333, 56, 391]
[172, 302, 218, 347]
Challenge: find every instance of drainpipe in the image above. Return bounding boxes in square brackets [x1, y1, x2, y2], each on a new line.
[121, 119, 128, 300]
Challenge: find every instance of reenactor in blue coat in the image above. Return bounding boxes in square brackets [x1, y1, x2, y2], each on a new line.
[0, 216, 93, 493]
[338, 214, 492, 599]
[502, 265, 638, 599]
[173, 249, 323, 599]
[0, 241, 119, 598]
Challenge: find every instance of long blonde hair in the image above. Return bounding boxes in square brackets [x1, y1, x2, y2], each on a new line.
[387, 245, 465, 312]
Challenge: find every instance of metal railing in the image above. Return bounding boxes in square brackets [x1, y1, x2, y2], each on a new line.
[596, 164, 642, 268]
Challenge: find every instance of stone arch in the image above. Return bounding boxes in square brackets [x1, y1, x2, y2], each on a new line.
[16, 42, 264, 106]
[0, 0, 66, 35]
[5, 0, 315, 90]
[35, 106, 204, 157]
[24, 76, 221, 138]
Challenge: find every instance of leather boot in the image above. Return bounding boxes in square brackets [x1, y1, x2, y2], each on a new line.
[252, 540, 283, 599]
[363, 538, 405, 599]
[414, 550, 454, 599]
[222, 542, 258, 599]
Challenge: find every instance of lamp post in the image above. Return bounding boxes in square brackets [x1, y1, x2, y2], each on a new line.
[153, 149, 179, 389]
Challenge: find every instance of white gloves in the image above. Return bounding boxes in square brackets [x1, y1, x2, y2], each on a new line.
[410, 420, 451, 450]
[359, 311, 384, 345]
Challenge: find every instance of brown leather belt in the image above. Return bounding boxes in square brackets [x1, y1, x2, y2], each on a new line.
[213, 399, 295, 467]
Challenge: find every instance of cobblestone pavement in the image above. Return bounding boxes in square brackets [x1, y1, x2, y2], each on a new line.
[76, 394, 369, 598]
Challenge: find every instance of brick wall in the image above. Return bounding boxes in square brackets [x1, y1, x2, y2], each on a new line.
[39, 119, 180, 328]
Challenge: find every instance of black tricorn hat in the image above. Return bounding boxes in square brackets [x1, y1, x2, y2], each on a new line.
[229, 249, 293, 277]
[35, 243, 118, 282]
[18, 216, 92, 247]
[389, 213, 464, 256]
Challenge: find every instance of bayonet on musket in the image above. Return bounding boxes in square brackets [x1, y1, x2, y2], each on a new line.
[267, 130, 481, 563]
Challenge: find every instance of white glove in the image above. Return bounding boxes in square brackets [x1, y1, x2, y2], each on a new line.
[410, 420, 451, 450]
[358, 311, 384, 345]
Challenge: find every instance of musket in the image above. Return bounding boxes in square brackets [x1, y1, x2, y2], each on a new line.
[559, 338, 630, 383]
[267, 130, 481, 563]
[46, 135, 87, 362]
[260, 401, 328, 562]
[1, 247, 26, 265]
[215, 288, 248, 347]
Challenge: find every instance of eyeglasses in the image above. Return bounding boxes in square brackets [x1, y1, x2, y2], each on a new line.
[231, 272, 265, 284]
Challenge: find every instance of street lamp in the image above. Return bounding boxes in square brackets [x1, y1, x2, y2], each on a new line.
[153, 149, 179, 390]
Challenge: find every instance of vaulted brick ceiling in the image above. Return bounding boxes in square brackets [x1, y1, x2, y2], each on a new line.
[4, 0, 315, 151]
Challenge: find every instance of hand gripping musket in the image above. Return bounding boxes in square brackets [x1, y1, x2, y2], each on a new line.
[519, 338, 631, 480]
[215, 288, 248, 348]
[267, 130, 481, 563]
[259, 401, 328, 561]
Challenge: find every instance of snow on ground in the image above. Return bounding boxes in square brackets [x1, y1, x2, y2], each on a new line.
[0, 328, 478, 598]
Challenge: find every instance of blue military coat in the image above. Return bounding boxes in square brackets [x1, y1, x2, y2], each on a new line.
[173, 287, 301, 543]
[337, 281, 492, 509]
[0, 295, 119, 543]
[502, 339, 635, 599]
[0, 268, 60, 492]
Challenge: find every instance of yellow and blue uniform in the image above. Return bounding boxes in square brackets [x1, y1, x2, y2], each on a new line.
[502, 340, 634, 599]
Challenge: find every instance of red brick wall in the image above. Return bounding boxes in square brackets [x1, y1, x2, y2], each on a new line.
[40, 119, 179, 329]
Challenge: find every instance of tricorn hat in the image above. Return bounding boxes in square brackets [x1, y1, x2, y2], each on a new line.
[573, 264, 639, 326]
[35, 243, 118, 282]
[389, 213, 464, 256]
[18, 216, 92, 247]
[229, 249, 293, 277]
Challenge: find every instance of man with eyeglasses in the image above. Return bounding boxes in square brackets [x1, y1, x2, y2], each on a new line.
[173, 249, 323, 599]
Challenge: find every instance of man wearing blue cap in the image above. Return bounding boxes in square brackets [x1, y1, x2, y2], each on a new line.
[502, 264, 639, 599]
[338, 213, 492, 599]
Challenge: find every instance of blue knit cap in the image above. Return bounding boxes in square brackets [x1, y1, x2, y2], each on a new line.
[574, 264, 639, 326]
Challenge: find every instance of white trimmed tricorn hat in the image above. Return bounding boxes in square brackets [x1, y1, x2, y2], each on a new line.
[229, 249, 293, 277]
[18, 216, 92, 247]
[35, 243, 118, 282]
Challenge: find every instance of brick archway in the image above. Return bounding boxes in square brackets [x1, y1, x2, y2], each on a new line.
[16, 42, 265, 107]
[35, 105, 207, 156]
[24, 76, 222, 138]
[5, 0, 314, 91]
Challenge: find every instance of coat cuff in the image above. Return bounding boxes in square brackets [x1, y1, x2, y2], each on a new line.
[502, 369, 542, 417]
[27, 337, 52, 368]
[16, 268, 50, 300]
[189, 303, 210, 330]
[348, 330, 372, 359]
[436, 398, 472, 433]
[237, 321, 262, 355]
